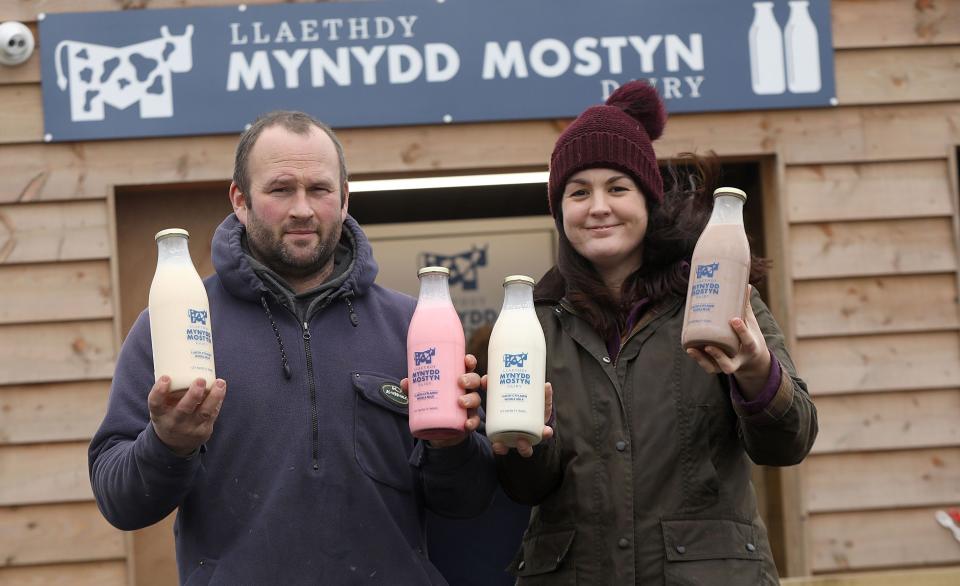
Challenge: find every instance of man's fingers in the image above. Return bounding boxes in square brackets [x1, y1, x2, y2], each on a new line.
[197, 379, 226, 422]
[464, 414, 480, 432]
[175, 378, 208, 416]
[399, 377, 409, 395]
[459, 391, 482, 410]
[464, 353, 478, 373]
[541, 425, 554, 441]
[459, 372, 481, 391]
[480, 374, 488, 391]
[147, 376, 171, 417]
[492, 441, 509, 456]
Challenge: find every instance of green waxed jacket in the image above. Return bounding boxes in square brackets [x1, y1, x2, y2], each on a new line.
[496, 275, 817, 585]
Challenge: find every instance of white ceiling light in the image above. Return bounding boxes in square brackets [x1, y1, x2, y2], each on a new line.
[350, 171, 548, 193]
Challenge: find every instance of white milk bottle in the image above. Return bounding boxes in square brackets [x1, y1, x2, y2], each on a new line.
[681, 188, 751, 356]
[149, 229, 215, 391]
[486, 275, 546, 447]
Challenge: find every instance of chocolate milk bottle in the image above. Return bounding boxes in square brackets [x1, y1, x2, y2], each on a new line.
[681, 188, 751, 356]
[149, 229, 216, 391]
[407, 266, 467, 441]
[485, 275, 546, 448]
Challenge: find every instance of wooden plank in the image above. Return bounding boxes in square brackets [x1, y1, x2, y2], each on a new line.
[0, 0, 330, 22]
[132, 515, 178, 586]
[0, 561, 127, 586]
[0, 321, 116, 386]
[3, 102, 960, 201]
[783, 567, 960, 586]
[836, 45, 960, 106]
[790, 218, 958, 280]
[0, 380, 111, 445]
[0, 442, 93, 506]
[807, 448, 960, 513]
[813, 389, 960, 454]
[0, 201, 109, 264]
[0, 85, 39, 143]
[0, 502, 125, 566]
[0, 260, 113, 324]
[833, 0, 960, 49]
[809, 508, 960, 572]
[786, 159, 954, 223]
[794, 274, 960, 338]
[796, 331, 960, 395]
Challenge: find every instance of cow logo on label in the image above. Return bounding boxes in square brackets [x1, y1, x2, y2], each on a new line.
[414, 347, 436, 366]
[695, 262, 719, 279]
[187, 308, 208, 325]
[54, 25, 194, 122]
[420, 245, 488, 291]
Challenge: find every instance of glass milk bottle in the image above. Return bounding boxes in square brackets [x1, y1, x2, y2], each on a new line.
[749, 2, 786, 95]
[149, 229, 215, 391]
[681, 188, 751, 356]
[785, 0, 822, 93]
[485, 275, 546, 448]
[407, 266, 467, 441]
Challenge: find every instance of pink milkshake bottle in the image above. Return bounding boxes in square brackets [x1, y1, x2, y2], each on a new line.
[407, 266, 467, 440]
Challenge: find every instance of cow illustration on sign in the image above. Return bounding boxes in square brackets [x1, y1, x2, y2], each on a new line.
[55, 25, 194, 122]
[420, 245, 488, 291]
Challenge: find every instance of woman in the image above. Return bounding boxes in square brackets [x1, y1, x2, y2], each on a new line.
[492, 81, 818, 585]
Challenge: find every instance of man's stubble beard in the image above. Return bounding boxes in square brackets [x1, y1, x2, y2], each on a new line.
[245, 206, 342, 280]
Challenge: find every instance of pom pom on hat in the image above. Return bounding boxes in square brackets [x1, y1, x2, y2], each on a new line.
[605, 81, 667, 141]
[548, 80, 667, 217]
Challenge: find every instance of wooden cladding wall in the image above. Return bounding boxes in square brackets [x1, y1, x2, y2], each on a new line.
[0, 0, 958, 582]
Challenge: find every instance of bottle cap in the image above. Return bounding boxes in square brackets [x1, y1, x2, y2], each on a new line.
[155, 228, 190, 241]
[503, 275, 535, 286]
[713, 187, 747, 202]
[417, 266, 450, 277]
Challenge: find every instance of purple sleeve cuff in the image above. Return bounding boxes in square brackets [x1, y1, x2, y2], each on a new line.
[729, 349, 781, 415]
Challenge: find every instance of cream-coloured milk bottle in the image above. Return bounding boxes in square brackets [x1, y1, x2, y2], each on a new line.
[407, 266, 467, 441]
[485, 275, 546, 448]
[681, 188, 751, 356]
[149, 229, 215, 391]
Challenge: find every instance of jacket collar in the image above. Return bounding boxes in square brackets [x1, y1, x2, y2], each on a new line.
[212, 213, 378, 303]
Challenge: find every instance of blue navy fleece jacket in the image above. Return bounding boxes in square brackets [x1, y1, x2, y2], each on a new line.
[89, 214, 496, 585]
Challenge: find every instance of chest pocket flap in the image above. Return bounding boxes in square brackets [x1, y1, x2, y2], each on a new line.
[352, 372, 414, 491]
[662, 518, 762, 562]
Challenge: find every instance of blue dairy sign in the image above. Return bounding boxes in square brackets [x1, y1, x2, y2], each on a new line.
[39, 0, 835, 142]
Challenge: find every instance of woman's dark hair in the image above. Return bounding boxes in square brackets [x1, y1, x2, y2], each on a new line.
[546, 152, 770, 339]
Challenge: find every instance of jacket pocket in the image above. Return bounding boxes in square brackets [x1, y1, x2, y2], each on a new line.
[509, 527, 576, 581]
[662, 518, 768, 586]
[353, 371, 415, 492]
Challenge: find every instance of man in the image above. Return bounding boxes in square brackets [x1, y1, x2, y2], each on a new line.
[89, 111, 496, 584]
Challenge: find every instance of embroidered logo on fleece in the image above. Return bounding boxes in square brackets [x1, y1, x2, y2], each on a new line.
[380, 383, 408, 406]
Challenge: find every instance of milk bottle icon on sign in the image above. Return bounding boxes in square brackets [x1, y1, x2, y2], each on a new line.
[749, 1, 821, 95]
[785, 1, 822, 93]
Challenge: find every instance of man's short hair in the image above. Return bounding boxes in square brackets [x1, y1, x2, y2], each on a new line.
[233, 110, 349, 205]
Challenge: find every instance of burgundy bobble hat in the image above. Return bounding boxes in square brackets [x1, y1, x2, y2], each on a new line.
[548, 80, 667, 217]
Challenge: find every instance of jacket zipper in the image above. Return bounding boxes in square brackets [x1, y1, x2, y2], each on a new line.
[302, 321, 320, 471]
